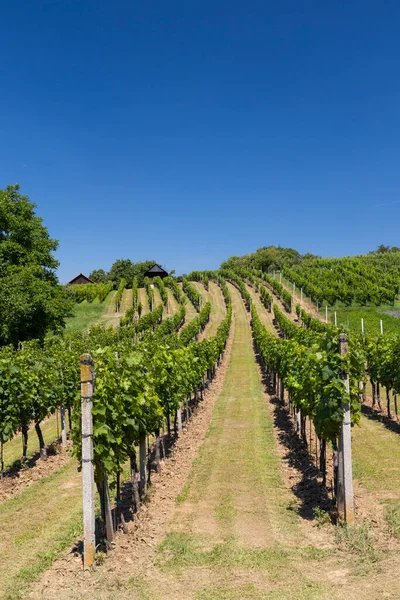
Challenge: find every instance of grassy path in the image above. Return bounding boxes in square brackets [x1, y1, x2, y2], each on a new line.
[98, 291, 119, 327]
[120, 288, 133, 313]
[246, 283, 275, 334]
[136, 284, 336, 599]
[352, 415, 400, 529]
[183, 295, 198, 324]
[138, 288, 149, 315]
[0, 459, 82, 599]
[65, 297, 109, 333]
[166, 288, 179, 316]
[153, 287, 162, 308]
[194, 281, 226, 340]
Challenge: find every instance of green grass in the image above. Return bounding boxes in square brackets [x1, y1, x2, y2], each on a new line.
[148, 285, 336, 599]
[323, 302, 400, 337]
[3, 414, 59, 470]
[157, 531, 329, 573]
[64, 297, 107, 332]
[195, 583, 325, 600]
[353, 414, 400, 540]
[0, 459, 83, 599]
[384, 501, 400, 538]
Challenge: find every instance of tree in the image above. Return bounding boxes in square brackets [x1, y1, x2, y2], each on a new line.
[371, 245, 400, 254]
[0, 185, 58, 276]
[90, 259, 157, 287]
[89, 268, 108, 283]
[0, 185, 71, 346]
[221, 245, 302, 272]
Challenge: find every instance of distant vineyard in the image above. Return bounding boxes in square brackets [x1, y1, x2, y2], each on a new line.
[66, 282, 113, 303]
[283, 253, 400, 306]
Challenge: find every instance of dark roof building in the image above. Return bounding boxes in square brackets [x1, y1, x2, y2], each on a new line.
[68, 273, 96, 285]
[144, 264, 169, 279]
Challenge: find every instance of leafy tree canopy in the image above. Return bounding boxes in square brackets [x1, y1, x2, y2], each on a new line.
[89, 268, 108, 284]
[90, 259, 156, 287]
[0, 185, 59, 278]
[370, 244, 400, 254]
[221, 245, 308, 272]
[0, 185, 71, 346]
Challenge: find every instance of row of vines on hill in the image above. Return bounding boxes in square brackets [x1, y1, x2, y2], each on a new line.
[244, 267, 400, 488]
[79, 276, 232, 556]
[0, 276, 206, 471]
[282, 254, 400, 306]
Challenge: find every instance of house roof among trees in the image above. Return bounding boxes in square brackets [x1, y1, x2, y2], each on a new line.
[68, 273, 95, 285]
[144, 264, 169, 277]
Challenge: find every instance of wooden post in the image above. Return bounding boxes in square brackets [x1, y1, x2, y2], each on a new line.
[60, 405, 67, 448]
[139, 433, 147, 496]
[337, 334, 354, 524]
[80, 353, 96, 569]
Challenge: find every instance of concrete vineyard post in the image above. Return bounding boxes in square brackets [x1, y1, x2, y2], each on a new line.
[80, 353, 96, 569]
[325, 305, 328, 323]
[176, 407, 183, 434]
[60, 405, 67, 448]
[380, 320, 383, 335]
[337, 334, 354, 524]
[280, 272, 282, 284]
[103, 476, 114, 545]
[334, 311, 337, 327]
[139, 433, 147, 496]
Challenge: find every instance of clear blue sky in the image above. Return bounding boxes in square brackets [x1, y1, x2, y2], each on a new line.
[1, 1, 400, 282]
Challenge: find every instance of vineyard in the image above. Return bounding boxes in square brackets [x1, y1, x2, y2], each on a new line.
[2, 265, 400, 599]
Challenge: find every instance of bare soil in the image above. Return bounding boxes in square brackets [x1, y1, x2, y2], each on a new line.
[0, 441, 72, 503]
